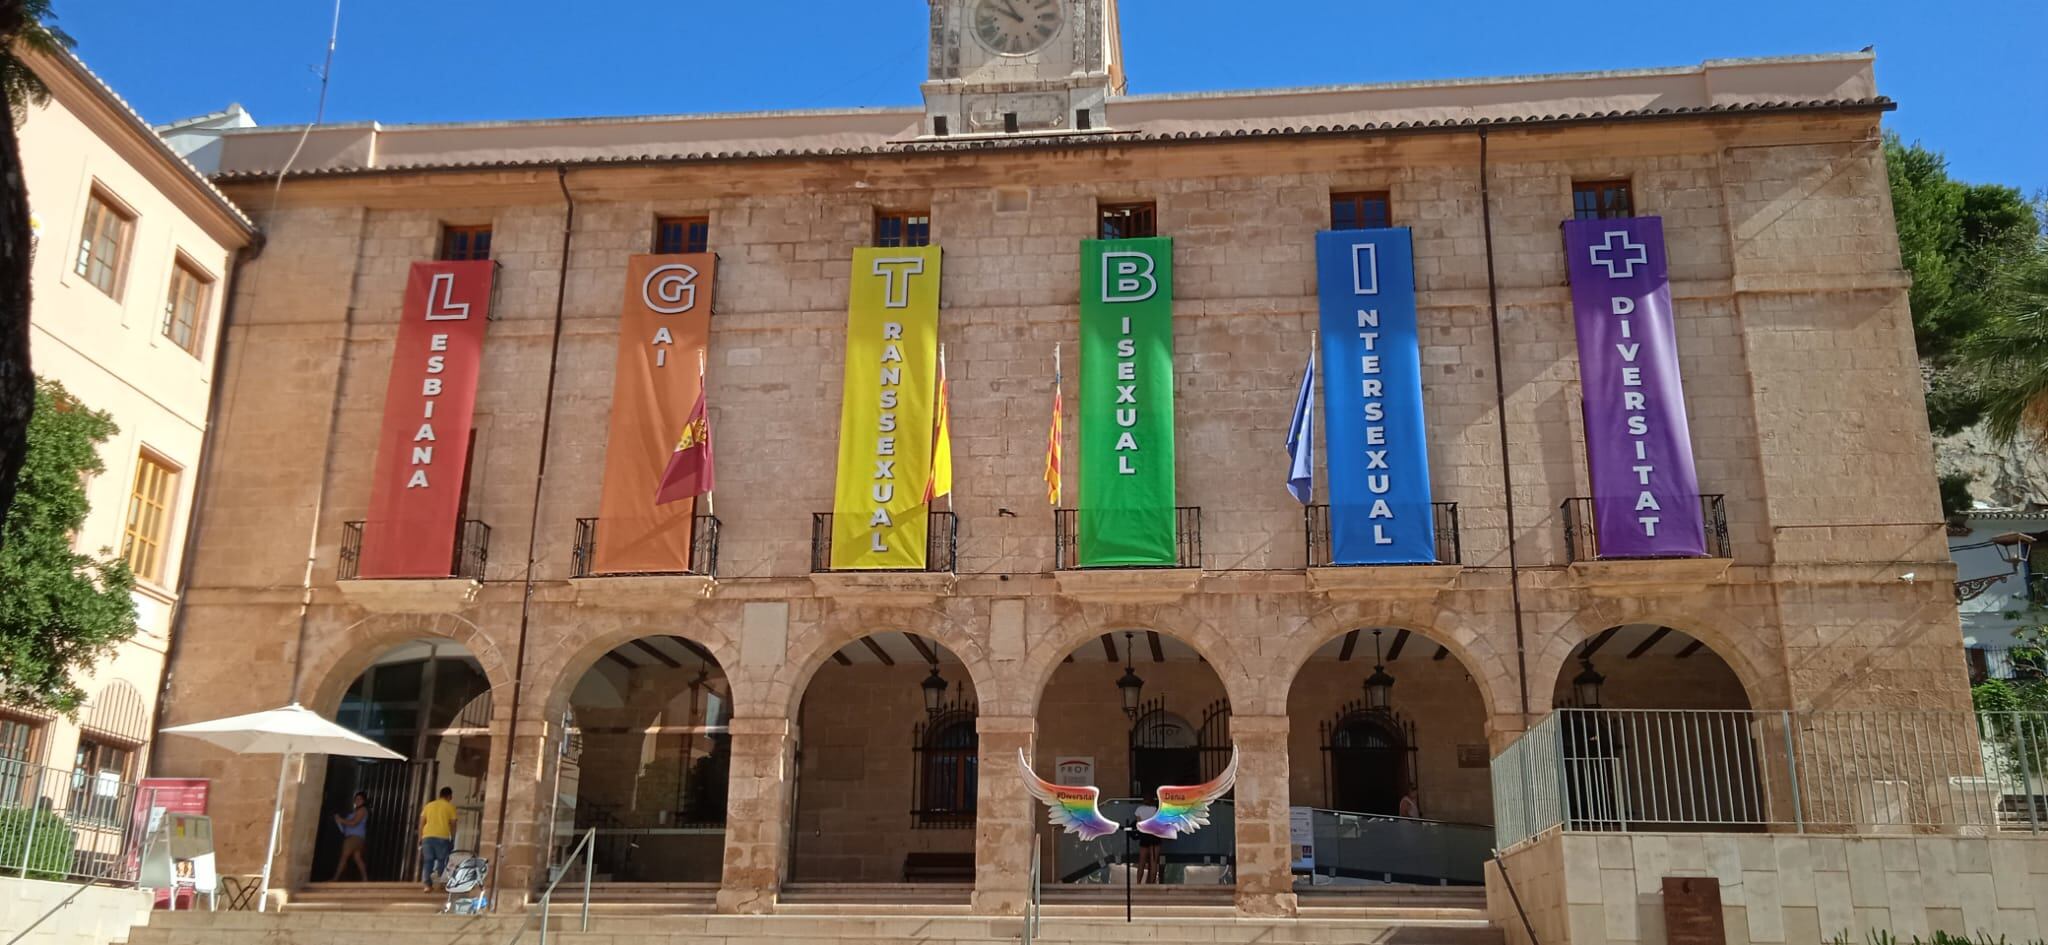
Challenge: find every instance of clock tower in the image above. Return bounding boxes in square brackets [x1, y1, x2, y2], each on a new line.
[921, 0, 1126, 137]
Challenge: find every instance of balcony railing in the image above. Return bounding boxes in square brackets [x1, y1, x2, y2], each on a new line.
[570, 516, 722, 578]
[810, 511, 957, 573]
[1969, 646, 2048, 685]
[1305, 502, 1461, 567]
[0, 760, 158, 885]
[339, 519, 491, 580]
[1493, 708, 2048, 848]
[1559, 494, 1729, 563]
[1053, 507, 1202, 570]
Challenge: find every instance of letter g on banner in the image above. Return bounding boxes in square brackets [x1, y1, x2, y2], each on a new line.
[1102, 251, 1158, 303]
[642, 263, 700, 314]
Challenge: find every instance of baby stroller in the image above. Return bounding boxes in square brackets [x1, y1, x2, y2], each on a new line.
[441, 852, 491, 914]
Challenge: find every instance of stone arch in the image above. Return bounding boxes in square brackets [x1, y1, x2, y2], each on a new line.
[301, 611, 513, 718]
[776, 603, 999, 719]
[1532, 605, 1783, 715]
[1281, 602, 1520, 722]
[1019, 603, 1257, 717]
[533, 609, 740, 727]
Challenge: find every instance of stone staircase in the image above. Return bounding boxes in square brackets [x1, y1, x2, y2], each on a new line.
[123, 886, 1503, 945]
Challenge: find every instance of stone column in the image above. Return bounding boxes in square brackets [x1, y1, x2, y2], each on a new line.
[485, 705, 551, 900]
[718, 716, 793, 914]
[972, 716, 1037, 915]
[1230, 715, 1297, 917]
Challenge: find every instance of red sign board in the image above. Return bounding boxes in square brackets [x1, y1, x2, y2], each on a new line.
[359, 261, 495, 578]
[134, 778, 208, 907]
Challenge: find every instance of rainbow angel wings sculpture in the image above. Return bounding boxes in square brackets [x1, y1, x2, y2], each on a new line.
[1018, 745, 1239, 841]
[1019, 750, 1119, 840]
[1136, 745, 1238, 839]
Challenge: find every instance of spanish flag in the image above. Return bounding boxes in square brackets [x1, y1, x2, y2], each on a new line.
[654, 387, 713, 505]
[924, 345, 953, 503]
[1044, 344, 1063, 507]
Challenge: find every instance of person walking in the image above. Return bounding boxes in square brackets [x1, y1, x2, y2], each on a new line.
[330, 792, 370, 882]
[418, 787, 459, 892]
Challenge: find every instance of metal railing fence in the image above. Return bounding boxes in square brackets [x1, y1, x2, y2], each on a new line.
[1560, 494, 1731, 562]
[570, 515, 722, 578]
[1304, 502, 1462, 566]
[1494, 709, 2048, 849]
[0, 760, 157, 885]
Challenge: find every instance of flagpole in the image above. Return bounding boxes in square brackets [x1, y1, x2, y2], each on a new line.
[699, 348, 714, 517]
[939, 344, 952, 512]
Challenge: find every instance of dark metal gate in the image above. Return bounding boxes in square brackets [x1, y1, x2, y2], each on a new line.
[1321, 703, 1417, 816]
[1128, 698, 1231, 797]
[312, 758, 436, 882]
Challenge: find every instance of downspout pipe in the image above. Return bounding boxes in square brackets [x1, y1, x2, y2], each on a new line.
[150, 231, 265, 775]
[489, 164, 575, 906]
[1478, 128, 1534, 725]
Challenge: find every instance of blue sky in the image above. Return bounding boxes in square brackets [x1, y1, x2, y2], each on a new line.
[59, 0, 2047, 192]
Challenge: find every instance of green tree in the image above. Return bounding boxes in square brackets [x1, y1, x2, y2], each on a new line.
[0, 379, 139, 713]
[1954, 238, 2048, 444]
[1885, 134, 2041, 436]
[0, 0, 77, 547]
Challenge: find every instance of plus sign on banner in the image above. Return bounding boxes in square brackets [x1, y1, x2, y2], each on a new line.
[1562, 217, 1706, 558]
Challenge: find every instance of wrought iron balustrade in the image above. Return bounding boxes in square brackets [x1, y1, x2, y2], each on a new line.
[1559, 494, 1729, 563]
[1053, 506, 1202, 570]
[809, 511, 958, 573]
[570, 515, 722, 578]
[338, 519, 491, 580]
[1305, 502, 1461, 567]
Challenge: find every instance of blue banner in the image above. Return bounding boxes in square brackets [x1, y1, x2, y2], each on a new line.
[1316, 228, 1436, 564]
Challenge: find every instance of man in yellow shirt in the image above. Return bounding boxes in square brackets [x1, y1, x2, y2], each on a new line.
[418, 787, 460, 892]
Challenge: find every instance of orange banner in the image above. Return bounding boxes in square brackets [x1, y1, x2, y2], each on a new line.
[593, 254, 715, 573]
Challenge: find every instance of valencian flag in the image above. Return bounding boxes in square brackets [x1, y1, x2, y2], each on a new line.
[925, 345, 953, 502]
[1045, 345, 1063, 506]
[654, 386, 713, 505]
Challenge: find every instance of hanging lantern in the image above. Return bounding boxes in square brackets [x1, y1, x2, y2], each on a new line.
[1573, 656, 1606, 709]
[1116, 630, 1145, 718]
[921, 665, 949, 715]
[1362, 629, 1397, 711]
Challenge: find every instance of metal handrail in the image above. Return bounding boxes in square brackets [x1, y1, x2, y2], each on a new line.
[521, 827, 595, 945]
[1023, 844, 1041, 945]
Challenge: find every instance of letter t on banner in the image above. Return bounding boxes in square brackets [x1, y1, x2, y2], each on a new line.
[829, 246, 942, 569]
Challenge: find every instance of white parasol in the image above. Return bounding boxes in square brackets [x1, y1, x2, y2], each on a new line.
[161, 703, 404, 911]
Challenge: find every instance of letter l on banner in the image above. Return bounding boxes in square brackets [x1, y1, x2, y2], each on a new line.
[359, 260, 495, 578]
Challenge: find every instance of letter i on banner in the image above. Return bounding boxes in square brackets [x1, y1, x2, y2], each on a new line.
[359, 260, 495, 579]
[1315, 229, 1436, 564]
[592, 253, 715, 574]
[830, 246, 942, 569]
[1078, 237, 1178, 566]
[1562, 216, 1705, 557]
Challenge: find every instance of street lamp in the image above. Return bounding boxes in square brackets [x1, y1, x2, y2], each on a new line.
[1363, 629, 1396, 712]
[1994, 532, 2037, 569]
[1572, 656, 1606, 709]
[1116, 630, 1145, 718]
[921, 664, 949, 716]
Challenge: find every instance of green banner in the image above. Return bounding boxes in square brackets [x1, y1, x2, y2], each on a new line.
[1079, 237, 1178, 566]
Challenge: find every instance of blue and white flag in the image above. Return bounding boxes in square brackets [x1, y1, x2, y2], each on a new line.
[1285, 339, 1316, 504]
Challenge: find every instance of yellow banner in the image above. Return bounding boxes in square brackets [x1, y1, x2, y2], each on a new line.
[830, 246, 942, 569]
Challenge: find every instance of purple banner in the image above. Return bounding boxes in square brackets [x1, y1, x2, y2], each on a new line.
[1564, 216, 1705, 558]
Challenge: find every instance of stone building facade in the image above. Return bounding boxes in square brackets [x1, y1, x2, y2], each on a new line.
[5, 46, 252, 802]
[152, 12, 1961, 921]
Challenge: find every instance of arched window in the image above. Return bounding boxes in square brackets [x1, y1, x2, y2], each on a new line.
[913, 703, 977, 828]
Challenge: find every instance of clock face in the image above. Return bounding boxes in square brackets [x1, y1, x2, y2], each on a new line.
[971, 0, 1065, 57]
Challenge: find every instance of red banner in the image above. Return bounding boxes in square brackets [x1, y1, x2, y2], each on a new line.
[359, 261, 494, 578]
